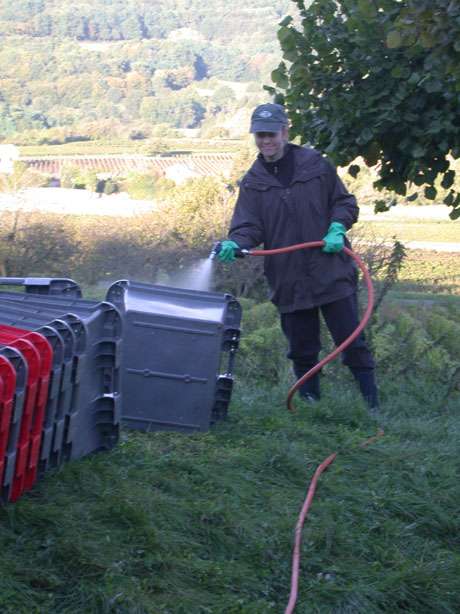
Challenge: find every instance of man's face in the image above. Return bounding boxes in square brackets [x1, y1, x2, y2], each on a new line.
[254, 126, 288, 162]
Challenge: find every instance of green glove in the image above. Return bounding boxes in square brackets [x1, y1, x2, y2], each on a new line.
[322, 222, 346, 253]
[218, 240, 240, 262]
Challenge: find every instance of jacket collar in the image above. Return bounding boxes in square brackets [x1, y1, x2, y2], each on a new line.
[242, 144, 326, 190]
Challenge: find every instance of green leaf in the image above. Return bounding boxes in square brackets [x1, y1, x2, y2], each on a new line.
[271, 67, 289, 90]
[374, 199, 391, 213]
[424, 186, 437, 200]
[413, 175, 426, 186]
[279, 16, 293, 27]
[363, 142, 380, 167]
[406, 192, 418, 202]
[278, 26, 297, 47]
[386, 31, 402, 49]
[441, 170, 455, 189]
[283, 48, 300, 63]
[444, 191, 455, 206]
[396, 181, 407, 196]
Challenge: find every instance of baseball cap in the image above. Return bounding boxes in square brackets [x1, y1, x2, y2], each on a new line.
[250, 103, 289, 133]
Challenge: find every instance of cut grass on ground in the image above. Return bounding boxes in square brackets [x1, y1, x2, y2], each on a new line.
[0, 379, 458, 613]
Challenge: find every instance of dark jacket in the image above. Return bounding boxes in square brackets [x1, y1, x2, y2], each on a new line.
[228, 144, 359, 312]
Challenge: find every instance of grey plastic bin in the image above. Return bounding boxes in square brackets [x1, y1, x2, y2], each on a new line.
[106, 280, 241, 433]
[0, 277, 82, 297]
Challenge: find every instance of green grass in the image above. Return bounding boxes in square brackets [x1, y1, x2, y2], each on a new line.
[1, 377, 458, 613]
[0, 192, 459, 612]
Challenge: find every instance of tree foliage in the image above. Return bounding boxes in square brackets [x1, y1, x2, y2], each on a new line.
[267, 0, 460, 218]
[0, 1, 287, 136]
[0, 0, 292, 41]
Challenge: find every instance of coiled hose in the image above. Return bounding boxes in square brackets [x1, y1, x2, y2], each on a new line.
[245, 241, 381, 612]
[247, 240, 374, 410]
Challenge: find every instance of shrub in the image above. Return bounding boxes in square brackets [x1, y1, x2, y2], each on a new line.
[236, 300, 287, 383]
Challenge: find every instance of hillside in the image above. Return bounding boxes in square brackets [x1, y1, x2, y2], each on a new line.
[0, 1, 294, 142]
[0, 1, 292, 42]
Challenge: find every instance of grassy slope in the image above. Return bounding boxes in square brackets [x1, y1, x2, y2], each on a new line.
[0, 215, 459, 613]
[0, 377, 459, 613]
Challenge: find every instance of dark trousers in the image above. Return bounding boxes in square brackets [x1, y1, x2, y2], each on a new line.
[280, 293, 377, 402]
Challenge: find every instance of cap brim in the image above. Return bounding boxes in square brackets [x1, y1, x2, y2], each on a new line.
[250, 121, 285, 134]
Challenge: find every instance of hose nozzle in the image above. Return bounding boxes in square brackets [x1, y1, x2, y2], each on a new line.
[209, 241, 221, 260]
[209, 241, 248, 260]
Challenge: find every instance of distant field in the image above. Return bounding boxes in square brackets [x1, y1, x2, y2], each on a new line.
[358, 220, 459, 243]
[354, 218, 460, 298]
[20, 142, 147, 156]
[19, 138, 243, 157]
[395, 250, 460, 299]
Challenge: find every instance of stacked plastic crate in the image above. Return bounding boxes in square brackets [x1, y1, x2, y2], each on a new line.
[0, 279, 121, 503]
[0, 276, 241, 503]
[106, 280, 241, 432]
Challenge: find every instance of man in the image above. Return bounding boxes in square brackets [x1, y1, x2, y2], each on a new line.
[218, 103, 379, 411]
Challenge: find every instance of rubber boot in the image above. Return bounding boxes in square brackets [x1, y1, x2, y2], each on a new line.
[295, 368, 320, 403]
[350, 368, 379, 413]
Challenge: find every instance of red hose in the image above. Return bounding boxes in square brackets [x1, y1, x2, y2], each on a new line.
[285, 452, 337, 613]
[248, 241, 374, 411]
[247, 241, 381, 613]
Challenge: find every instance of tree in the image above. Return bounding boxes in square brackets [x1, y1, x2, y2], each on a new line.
[164, 67, 195, 91]
[162, 177, 236, 248]
[267, 0, 460, 219]
[142, 94, 205, 128]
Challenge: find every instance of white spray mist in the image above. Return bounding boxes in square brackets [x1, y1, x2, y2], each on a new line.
[164, 257, 215, 292]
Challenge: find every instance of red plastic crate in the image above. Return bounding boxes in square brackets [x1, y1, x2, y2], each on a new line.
[0, 356, 16, 488]
[21, 332, 52, 490]
[0, 325, 53, 497]
[0, 332, 41, 501]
